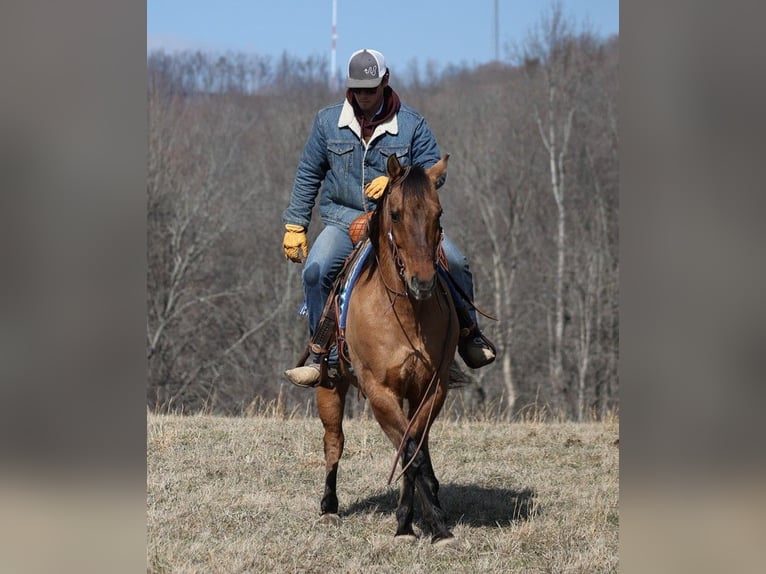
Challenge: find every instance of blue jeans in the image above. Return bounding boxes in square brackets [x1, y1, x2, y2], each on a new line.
[301, 225, 479, 358]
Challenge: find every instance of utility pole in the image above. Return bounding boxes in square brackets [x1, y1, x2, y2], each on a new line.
[494, 0, 499, 61]
[330, 0, 338, 90]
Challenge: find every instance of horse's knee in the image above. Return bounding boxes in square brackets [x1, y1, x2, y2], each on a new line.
[402, 437, 426, 471]
[322, 430, 344, 462]
[325, 433, 344, 453]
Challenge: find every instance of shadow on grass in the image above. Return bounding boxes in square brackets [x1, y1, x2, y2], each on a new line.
[343, 483, 538, 527]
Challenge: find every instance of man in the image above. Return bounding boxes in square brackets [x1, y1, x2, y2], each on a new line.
[282, 48, 495, 387]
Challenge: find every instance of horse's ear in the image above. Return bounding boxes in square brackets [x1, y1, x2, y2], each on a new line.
[386, 153, 403, 180]
[427, 154, 450, 186]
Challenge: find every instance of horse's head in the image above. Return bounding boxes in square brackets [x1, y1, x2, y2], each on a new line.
[375, 153, 449, 301]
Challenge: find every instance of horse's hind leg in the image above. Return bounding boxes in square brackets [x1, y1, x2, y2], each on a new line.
[316, 381, 348, 522]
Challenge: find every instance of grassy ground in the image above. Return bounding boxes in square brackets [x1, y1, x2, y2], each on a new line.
[147, 412, 619, 573]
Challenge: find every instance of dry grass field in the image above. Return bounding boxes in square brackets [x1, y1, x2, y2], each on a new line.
[147, 411, 619, 573]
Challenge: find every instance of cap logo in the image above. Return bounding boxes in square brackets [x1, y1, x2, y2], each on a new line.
[363, 65, 378, 77]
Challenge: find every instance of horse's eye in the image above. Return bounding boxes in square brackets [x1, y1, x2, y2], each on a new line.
[390, 210, 401, 223]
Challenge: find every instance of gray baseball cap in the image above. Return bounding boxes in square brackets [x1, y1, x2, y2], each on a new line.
[346, 49, 387, 88]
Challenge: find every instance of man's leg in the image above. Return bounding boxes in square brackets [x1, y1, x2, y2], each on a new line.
[285, 225, 353, 387]
[441, 235, 496, 369]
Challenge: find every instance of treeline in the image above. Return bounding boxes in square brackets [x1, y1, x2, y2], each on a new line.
[147, 8, 619, 420]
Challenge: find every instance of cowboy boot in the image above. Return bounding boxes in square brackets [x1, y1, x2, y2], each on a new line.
[284, 349, 340, 388]
[455, 305, 496, 369]
[284, 361, 322, 388]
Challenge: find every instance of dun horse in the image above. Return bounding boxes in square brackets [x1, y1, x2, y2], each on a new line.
[316, 153, 459, 545]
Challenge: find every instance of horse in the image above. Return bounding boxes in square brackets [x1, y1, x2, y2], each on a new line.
[315, 153, 459, 545]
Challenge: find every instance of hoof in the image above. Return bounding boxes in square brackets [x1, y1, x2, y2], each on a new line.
[319, 513, 341, 526]
[431, 533, 456, 547]
[394, 534, 418, 543]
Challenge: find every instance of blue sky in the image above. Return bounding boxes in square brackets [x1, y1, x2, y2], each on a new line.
[147, 1, 618, 74]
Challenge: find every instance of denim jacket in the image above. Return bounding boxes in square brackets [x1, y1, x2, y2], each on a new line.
[282, 98, 445, 231]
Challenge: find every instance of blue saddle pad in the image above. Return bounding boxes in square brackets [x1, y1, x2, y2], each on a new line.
[338, 240, 373, 330]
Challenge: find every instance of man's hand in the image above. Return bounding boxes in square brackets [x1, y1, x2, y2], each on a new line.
[283, 224, 308, 263]
[364, 176, 389, 200]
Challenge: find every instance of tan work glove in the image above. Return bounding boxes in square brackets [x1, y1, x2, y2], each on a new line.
[364, 176, 389, 199]
[283, 224, 308, 263]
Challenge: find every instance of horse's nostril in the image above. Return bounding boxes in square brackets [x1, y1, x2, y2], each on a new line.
[409, 275, 436, 299]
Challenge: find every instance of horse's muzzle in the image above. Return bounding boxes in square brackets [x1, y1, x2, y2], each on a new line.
[407, 275, 436, 300]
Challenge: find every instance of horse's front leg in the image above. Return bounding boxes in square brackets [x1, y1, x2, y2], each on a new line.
[395, 445, 418, 541]
[414, 443, 453, 545]
[404, 383, 454, 545]
[416, 443, 440, 508]
[316, 380, 348, 523]
[357, 370, 418, 539]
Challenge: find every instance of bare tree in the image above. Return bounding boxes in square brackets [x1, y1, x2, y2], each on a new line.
[429, 66, 538, 418]
[147, 79, 259, 411]
[147, 52, 337, 414]
[517, 2, 592, 417]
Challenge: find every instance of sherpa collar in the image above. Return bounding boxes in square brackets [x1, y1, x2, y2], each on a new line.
[338, 99, 399, 143]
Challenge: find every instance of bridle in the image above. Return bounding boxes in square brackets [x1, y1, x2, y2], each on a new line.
[376, 165, 411, 299]
[380, 165, 441, 296]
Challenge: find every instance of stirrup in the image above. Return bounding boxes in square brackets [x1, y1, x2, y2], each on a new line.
[458, 327, 496, 369]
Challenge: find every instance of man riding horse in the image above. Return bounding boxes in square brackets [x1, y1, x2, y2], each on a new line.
[282, 48, 495, 387]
